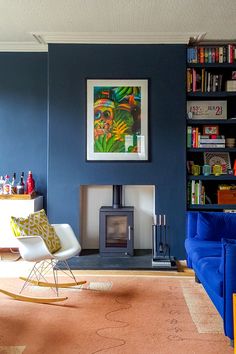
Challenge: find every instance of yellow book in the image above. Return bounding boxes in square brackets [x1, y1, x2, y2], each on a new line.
[201, 68, 205, 92]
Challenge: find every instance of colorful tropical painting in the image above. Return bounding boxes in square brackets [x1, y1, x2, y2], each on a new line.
[87, 80, 148, 161]
[93, 86, 141, 153]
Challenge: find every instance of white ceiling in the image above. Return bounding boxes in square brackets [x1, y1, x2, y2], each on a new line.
[0, 0, 236, 51]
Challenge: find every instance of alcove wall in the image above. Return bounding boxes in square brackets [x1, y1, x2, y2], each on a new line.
[48, 44, 186, 258]
[80, 185, 155, 249]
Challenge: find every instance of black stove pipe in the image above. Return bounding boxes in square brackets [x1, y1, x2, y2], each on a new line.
[112, 185, 123, 208]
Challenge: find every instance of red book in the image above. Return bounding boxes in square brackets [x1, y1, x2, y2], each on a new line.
[228, 44, 234, 63]
[212, 48, 216, 63]
[199, 47, 204, 63]
[215, 47, 219, 63]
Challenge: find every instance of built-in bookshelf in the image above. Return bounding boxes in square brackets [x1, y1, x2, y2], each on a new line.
[186, 44, 236, 211]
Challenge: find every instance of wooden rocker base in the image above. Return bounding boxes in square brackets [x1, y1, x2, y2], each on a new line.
[19, 277, 86, 288]
[0, 289, 68, 303]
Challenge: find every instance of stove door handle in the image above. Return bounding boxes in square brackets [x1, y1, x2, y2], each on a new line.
[128, 225, 131, 240]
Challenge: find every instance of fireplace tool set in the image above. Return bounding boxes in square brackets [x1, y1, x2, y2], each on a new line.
[152, 214, 177, 270]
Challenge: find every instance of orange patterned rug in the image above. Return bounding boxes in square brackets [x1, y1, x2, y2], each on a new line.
[0, 276, 233, 354]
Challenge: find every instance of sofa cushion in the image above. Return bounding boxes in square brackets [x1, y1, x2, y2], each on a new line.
[191, 246, 222, 267]
[195, 257, 223, 297]
[185, 238, 221, 260]
[219, 238, 236, 274]
[196, 212, 236, 241]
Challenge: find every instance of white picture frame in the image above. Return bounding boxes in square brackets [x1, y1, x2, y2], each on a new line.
[86, 79, 148, 161]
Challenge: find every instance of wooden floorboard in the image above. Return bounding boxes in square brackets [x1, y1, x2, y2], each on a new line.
[69, 261, 194, 277]
[0, 252, 194, 277]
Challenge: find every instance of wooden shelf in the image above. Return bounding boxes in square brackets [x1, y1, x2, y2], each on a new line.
[187, 92, 236, 98]
[188, 204, 236, 210]
[187, 148, 236, 152]
[0, 193, 37, 200]
[187, 119, 236, 125]
[187, 63, 236, 69]
[187, 175, 236, 181]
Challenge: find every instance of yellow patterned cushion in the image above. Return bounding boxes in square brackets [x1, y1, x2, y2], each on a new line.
[10, 209, 61, 254]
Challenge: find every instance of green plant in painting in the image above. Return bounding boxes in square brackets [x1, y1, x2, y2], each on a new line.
[94, 134, 125, 152]
[93, 85, 141, 153]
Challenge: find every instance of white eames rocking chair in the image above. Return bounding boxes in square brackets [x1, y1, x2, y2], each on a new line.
[0, 224, 86, 303]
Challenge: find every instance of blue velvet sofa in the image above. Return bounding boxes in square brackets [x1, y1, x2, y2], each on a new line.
[185, 211, 236, 343]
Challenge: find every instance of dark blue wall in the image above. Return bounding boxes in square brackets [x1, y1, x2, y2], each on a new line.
[0, 46, 187, 258]
[48, 44, 186, 258]
[0, 53, 47, 198]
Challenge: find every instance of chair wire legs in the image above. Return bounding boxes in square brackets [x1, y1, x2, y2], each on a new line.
[19, 259, 81, 297]
[62, 260, 77, 283]
[19, 260, 58, 295]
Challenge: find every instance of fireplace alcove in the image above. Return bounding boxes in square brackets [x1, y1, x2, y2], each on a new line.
[68, 184, 159, 270]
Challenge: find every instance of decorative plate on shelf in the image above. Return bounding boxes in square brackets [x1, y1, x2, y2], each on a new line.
[203, 152, 231, 174]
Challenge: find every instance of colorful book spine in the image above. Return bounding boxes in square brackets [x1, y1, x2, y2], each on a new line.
[190, 180, 205, 205]
[188, 45, 236, 64]
[215, 47, 219, 63]
[187, 126, 192, 148]
[199, 143, 225, 148]
[211, 48, 216, 63]
[219, 47, 224, 63]
[187, 68, 192, 92]
[223, 46, 227, 63]
[191, 180, 196, 204]
[192, 128, 195, 148]
[199, 47, 205, 64]
[192, 69, 196, 92]
[228, 44, 234, 63]
[195, 182, 199, 204]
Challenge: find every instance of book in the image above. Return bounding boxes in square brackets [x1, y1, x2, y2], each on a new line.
[192, 127, 196, 148]
[195, 182, 199, 204]
[187, 68, 192, 92]
[190, 180, 205, 205]
[187, 126, 192, 148]
[215, 47, 219, 63]
[199, 143, 225, 148]
[199, 47, 204, 64]
[200, 138, 225, 143]
[228, 44, 235, 63]
[212, 48, 216, 63]
[201, 68, 205, 92]
[195, 127, 199, 147]
[191, 180, 196, 204]
[219, 47, 223, 63]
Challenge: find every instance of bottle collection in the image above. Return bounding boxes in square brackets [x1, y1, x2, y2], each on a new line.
[0, 171, 35, 195]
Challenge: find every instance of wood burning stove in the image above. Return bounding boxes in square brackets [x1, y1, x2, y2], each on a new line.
[99, 185, 134, 256]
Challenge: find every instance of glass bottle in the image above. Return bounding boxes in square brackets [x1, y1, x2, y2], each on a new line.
[11, 173, 17, 194]
[16, 176, 24, 194]
[0, 176, 4, 195]
[21, 172, 25, 186]
[3, 175, 11, 195]
[26, 171, 35, 194]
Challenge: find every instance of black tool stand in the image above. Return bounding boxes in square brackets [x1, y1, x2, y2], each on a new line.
[152, 221, 177, 270]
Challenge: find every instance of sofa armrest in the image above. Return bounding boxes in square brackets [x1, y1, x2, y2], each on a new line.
[186, 212, 198, 239]
[223, 242, 236, 339]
